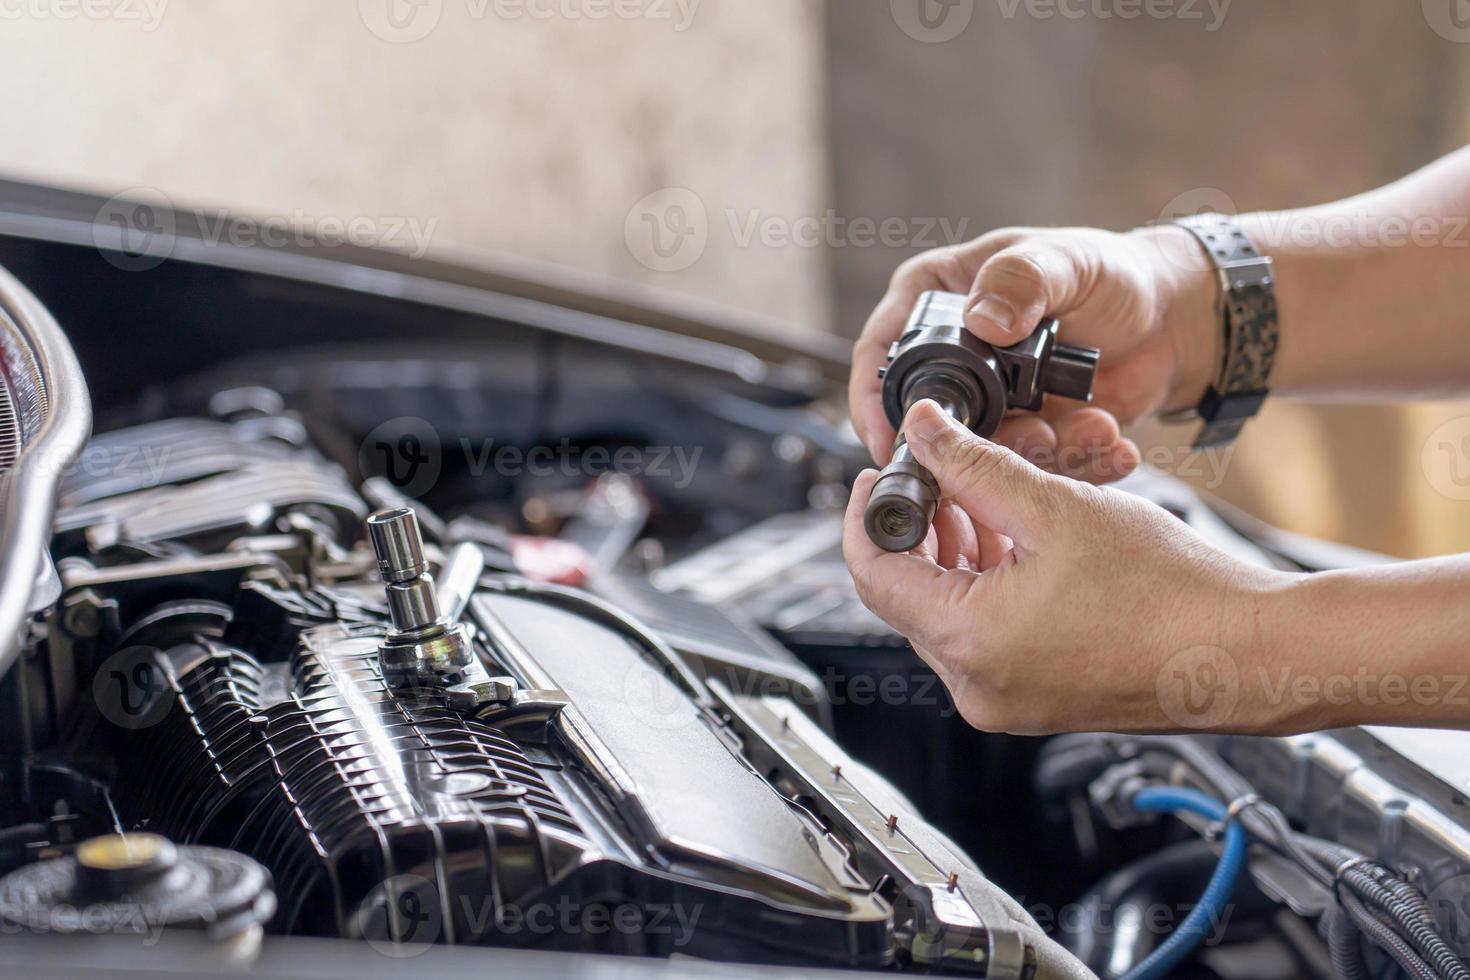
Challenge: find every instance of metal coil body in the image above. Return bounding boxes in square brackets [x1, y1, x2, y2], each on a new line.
[864, 291, 1100, 553]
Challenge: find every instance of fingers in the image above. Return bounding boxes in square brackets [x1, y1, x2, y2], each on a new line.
[975, 526, 1015, 572]
[902, 399, 1064, 548]
[1049, 406, 1138, 483]
[992, 414, 1057, 468]
[932, 500, 980, 571]
[851, 244, 995, 462]
[843, 469, 974, 644]
[963, 237, 1097, 346]
[994, 404, 1140, 485]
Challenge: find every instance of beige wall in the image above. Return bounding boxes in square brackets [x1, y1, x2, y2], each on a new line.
[0, 0, 831, 329]
[3, 1, 1468, 558]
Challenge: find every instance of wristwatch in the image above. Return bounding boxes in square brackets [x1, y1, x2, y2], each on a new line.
[1166, 213, 1279, 448]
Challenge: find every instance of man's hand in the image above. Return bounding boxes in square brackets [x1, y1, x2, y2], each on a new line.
[843, 399, 1289, 735]
[849, 225, 1220, 482]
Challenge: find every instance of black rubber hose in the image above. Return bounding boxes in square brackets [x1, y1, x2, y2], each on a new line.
[1066, 838, 1276, 978]
[1339, 888, 1439, 980]
[1323, 903, 1371, 980]
[1342, 865, 1470, 980]
[1063, 840, 1220, 973]
[1034, 735, 1121, 800]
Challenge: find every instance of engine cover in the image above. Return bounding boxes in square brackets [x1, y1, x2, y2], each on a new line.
[16, 404, 1065, 977]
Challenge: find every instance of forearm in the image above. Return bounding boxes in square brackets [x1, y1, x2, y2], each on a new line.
[1146, 148, 1470, 409]
[1238, 146, 1470, 399]
[1248, 557, 1470, 732]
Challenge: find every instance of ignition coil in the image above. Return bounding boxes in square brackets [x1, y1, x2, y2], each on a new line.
[864, 290, 1101, 552]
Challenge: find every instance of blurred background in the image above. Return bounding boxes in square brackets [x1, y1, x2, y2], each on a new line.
[1, 0, 1467, 557]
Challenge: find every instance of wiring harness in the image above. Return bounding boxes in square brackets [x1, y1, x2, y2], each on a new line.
[1037, 734, 1470, 980]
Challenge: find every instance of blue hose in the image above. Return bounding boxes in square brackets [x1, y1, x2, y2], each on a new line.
[1116, 786, 1247, 980]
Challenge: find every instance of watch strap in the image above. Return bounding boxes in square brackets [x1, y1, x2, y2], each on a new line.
[1172, 213, 1278, 448]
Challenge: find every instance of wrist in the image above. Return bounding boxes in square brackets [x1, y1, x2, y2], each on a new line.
[1233, 570, 1339, 734]
[1127, 224, 1221, 413]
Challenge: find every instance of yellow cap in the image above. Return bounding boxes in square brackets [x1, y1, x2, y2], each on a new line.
[76, 833, 170, 872]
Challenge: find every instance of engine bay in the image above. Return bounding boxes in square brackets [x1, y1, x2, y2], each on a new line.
[1, 184, 1469, 979]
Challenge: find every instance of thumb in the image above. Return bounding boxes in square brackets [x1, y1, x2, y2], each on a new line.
[903, 399, 1064, 548]
[964, 238, 1094, 344]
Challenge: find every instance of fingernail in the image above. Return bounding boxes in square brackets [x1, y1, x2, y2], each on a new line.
[967, 294, 1015, 335]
